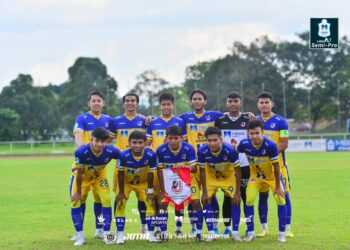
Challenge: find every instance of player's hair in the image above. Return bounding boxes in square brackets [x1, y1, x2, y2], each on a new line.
[226, 91, 241, 100]
[159, 92, 175, 104]
[88, 91, 104, 101]
[129, 130, 147, 141]
[247, 120, 264, 130]
[205, 126, 222, 138]
[122, 93, 139, 103]
[166, 125, 182, 137]
[190, 89, 207, 100]
[91, 127, 109, 141]
[258, 91, 273, 101]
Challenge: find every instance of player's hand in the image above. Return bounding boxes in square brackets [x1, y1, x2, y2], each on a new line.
[273, 185, 285, 200]
[159, 191, 165, 201]
[247, 112, 256, 121]
[71, 192, 82, 206]
[231, 138, 238, 147]
[201, 191, 209, 206]
[232, 191, 241, 206]
[116, 192, 126, 205]
[145, 115, 153, 126]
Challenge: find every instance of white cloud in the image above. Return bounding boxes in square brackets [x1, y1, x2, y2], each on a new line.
[29, 54, 78, 86]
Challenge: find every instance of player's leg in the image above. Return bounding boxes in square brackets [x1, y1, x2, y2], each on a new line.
[157, 199, 169, 241]
[153, 172, 162, 235]
[240, 166, 250, 236]
[189, 177, 200, 237]
[270, 179, 287, 242]
[282, 165, 293, 237]
[91, 189, 103, 238]
[222, 195, 232, 237]
[211, 195, 220, 235]
[257, 189, 269, 237]
[114, 186, 131, 244]
[70, 175, 89, 246]
[191, 198, 205, 242]
[93, 174, 113, 244]
[137, 188, 158, 242]
[204, 188, 217, 241]
[174, 204, 184, 238]
[244, 180, 260, 242]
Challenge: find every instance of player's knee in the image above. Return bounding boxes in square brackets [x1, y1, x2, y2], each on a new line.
[245, 195, 255, 206]
[191, 199, 201, 211]
[274, 195, 286, 206]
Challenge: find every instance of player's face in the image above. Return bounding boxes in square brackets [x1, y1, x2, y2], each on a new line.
[191, 93, 207, 111]
[248, 127, 263, 145]
[226, 98, 241, 113]
[91, 138, 107, 153]
[257, 98, 274, 114]
[160, 100, 174, 117]
[129, 139, 145, 154]
[123, 96, 138, 113]
[167, 134, 182, 150]
[206, 134, 222, 152]
[88, 95, 105, 114]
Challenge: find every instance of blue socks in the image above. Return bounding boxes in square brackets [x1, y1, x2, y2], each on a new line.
[285, 193, 292, 225]
[138, 201, 146, 225]
[102, 207, 112, 231]
[258, 193, 269, 224]
[231, 205, 241, 231]
[204, 204, 214, 231]
[94, 202, 102, 229]
[278, 205, 287, 232]
[245, 205, 254, 232]
[71, 207, 83, 232]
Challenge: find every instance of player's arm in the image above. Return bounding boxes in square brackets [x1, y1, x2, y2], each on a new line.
[233, 165, 241, 205]
[71, 166, 83, 205]
[74, 132, 85, 147]
[156, 149, 166, 200]
[200, 164, 208, 206]
[272, 162, 285, 200]
[116, 161, 126, 203]
[279, 137, 288, 153]
[147, 154, 156, 200]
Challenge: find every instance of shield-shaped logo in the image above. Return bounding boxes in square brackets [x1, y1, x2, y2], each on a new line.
[137, 121, 142, 127]
[241, 122, 246, 128]
[270, 123, 276, 128]
[318, 19, 331, 37]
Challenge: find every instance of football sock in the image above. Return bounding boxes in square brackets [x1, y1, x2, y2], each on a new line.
[102, 207, 112, 232]
[94, 202, 102, 229]
[71, 207, 83, 232]
[231, 204, 241, 231]
[258, 193, 269, 224]
[278, 205, 287, 232]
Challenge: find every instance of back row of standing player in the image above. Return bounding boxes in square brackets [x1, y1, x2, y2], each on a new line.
[70, 89, 293, 245]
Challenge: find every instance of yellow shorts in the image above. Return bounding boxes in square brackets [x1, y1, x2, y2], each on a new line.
[70, 170, 111, 208]
[207, 176, 236, 198]
[191, 173, 201, 200]
[115, 183, 155, 217]
[246, 178, 285, 206]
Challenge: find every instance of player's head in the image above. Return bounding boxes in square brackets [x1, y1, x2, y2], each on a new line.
[205, 127, 222, 152]
[122, 93, 139, 113]
[257, 92, 274, 114]
[226, 91, 242, 114]
[128, 130, 146, 154]
[166, 125, 182, 150]
[190, 89, 207, 112]
[90, 127, 109, 152]
[159, 92, 175, 117]
[87, 91, 105, 114]
[247, 120, 264, 145]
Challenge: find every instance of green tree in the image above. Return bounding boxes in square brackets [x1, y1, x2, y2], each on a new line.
[0, 108, 20, 141]
[59, 57, 120, 132]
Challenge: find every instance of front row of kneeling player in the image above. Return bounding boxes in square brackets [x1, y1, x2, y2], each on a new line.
[70, 120, 287, 246]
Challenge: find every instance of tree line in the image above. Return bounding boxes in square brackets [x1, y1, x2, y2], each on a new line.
[0, 31, 349, 141]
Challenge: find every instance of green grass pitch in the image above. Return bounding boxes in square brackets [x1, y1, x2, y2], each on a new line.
[0, 152, 349, 249]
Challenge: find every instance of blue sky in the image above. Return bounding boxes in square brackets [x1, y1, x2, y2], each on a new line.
[0, 0, 348, 94]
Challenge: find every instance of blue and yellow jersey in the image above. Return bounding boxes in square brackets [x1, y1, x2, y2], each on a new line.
[197, 143, 240, 180]
[180, 111, 222, 152]
[73, 144, 120, 177]
[237, 137, 279, 180]
[112, 114, 146, 150]
[156, 141, 197, 169]
[73, 112, 115, 143]
[256, 113, 288, 167]
[146, 116, 187, 151]
[116, 148, 157, 185]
